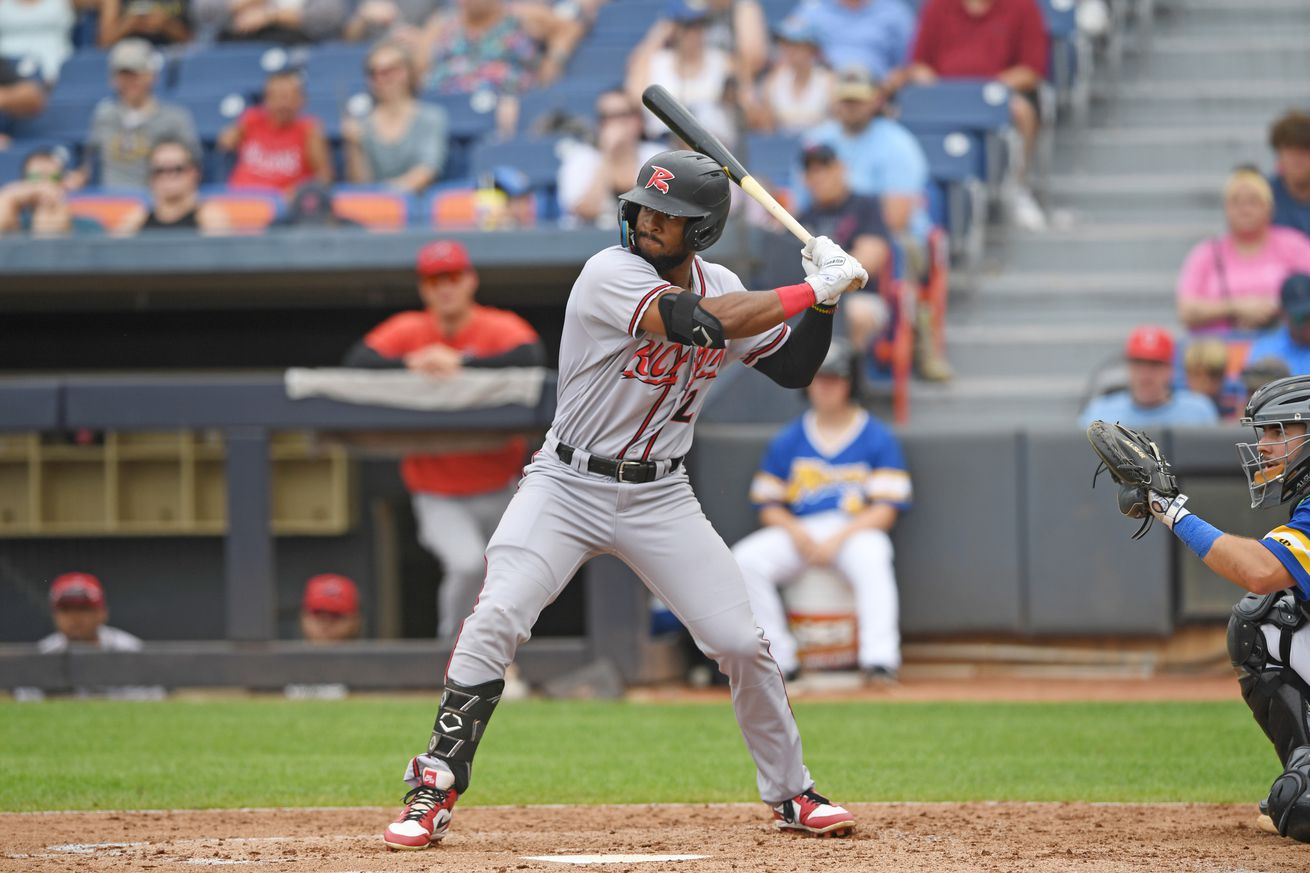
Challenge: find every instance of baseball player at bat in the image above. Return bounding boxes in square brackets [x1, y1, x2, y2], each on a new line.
[383, 149, 867, 850]
[1087, 375, 1310, 842]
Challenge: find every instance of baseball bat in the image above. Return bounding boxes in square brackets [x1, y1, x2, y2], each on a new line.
[641, 85, 814, 245]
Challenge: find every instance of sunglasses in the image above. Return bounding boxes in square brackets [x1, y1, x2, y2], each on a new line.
[150, 163, 191, 177]
[25, 170, 63, 182]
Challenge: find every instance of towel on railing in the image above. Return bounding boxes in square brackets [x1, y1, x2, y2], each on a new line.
[284, 367, 547, 410]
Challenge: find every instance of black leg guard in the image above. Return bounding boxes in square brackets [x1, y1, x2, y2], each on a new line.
[1267, 746, 1310, 842]
[1227, 592, 1310, 767]
[426, 678, 504, 794]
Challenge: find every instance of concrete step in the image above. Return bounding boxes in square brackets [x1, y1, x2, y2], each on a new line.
[942, 324, 1129, 378]
[1133, 37, 1310, 81]
[1095, 82, 1310, 126]
[907, 376, 1086, 425]
[1051, 127, 1266, 175]
[1000, 223, 1210, 272]
[948, 298, 1177, 328]
[1155, 1, 1310, 34]
[1042, 172, 1223, 213]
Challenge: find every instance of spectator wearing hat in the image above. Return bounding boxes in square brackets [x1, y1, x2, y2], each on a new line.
[901, 0, 1050, 232]
[1176, 167, 1310, 335]
[116, 138, 230, 234]
[801, 66, 931, 271]
[1270, 111, 1310, 238]
[1241, 356, 1292, 408]
[1181, 337, 1238, 421]
[0, 56, 47, 141]
[98, 0, 191, 47]
[220, 69, 333, 193]
[0, 0, 74, 83]
[300, 573, 362, 643]
[0, 147, 103, 236]
[1078, 326, 1219, 429]
[628, 0, 735, 147]
[1246, 274, 1310, 377]
[748, 15, 834, 134]
[70, 39, 200, 190]
[785, 0, 915, 84]
[558, 88, 664, 227]
[342, 41, 448, 194]
[342, 240, 544, 638]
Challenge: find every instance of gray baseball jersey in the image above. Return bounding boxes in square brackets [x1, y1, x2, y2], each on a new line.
[441, 243, 816, 805]
[551, 245, 790, 460]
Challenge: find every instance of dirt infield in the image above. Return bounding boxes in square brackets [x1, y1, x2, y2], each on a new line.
[2, 802, 1307, 872]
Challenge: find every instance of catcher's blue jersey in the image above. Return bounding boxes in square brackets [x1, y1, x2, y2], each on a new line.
[749, 410, 911, 517]
[1260, 497, 1310, 598]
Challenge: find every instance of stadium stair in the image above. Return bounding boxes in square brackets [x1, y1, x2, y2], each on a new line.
[906, 0, 1310, 428]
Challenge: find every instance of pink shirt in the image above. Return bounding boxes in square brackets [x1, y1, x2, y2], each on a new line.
[1176, 227, 1310, 334]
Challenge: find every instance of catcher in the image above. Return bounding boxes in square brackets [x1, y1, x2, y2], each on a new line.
[1087, 373, 1310, 843]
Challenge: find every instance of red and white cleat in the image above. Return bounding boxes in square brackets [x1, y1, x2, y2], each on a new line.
[772, 788, 856, 837]
[383, 767, 458, 850]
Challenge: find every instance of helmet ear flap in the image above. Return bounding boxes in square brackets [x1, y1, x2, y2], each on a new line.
[618, 200, 639, 249]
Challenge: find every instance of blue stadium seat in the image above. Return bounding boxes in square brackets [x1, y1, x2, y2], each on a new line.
[516, 83, 607, 131]
[469, 135, 566, 191]
[171, 44, 284, 98]
[1039, 0, 1078, 38]
[53, 49, 110, 100]
[178, 93, 249, 142]
[588, 1, 661, 44]
[895, 81, 1013, 132]
[10, 98, 98, 142]
[742, 132, 801, 186]
[756, 0, 796, 26]
[565, 43, 632, 80]
[307, 95, 347, 140]
[302, 42, 369, 100]
[912, 130, 985, 182]
[422, 92, 497, 142]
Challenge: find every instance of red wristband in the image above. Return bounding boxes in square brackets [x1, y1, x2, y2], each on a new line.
[775, 283, 816, 319]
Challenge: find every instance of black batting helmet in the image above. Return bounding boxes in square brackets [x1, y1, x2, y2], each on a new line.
[1238, 374, 1310, 509]
[618, 149, 731, 252]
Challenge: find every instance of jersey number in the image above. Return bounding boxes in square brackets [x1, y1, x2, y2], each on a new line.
[671, 389, 698, 424]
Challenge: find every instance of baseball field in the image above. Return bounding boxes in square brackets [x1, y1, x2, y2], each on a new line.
[3, 681, 1309, 872]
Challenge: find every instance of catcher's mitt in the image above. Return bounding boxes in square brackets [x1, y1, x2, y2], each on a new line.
[1086, 420, 1180, 540]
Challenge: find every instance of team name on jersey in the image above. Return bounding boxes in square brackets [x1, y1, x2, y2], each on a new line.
[622, 340, 726, 387]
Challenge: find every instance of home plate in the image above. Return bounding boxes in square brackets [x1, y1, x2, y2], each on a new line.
[523, 854, 709, 865]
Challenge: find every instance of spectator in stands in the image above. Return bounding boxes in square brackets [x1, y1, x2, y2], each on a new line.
[1078, 326, 1219, 428]
[300, 573, 362, 643]
[1176, 167, 1310, 335]
[0, 0, 74, 82]
[1182, 337, 1233, 420]
[72, 39, 200, 190]
[342, 41, 448, 193]
[341, 240, 545, 638]
[1247, 274, 1310, 377]
[747, 15, 833, 134]
[479, 164, 535, 228]
[803, 67, 931, 274]
[341, 0, 441, 44]
[1241, 356, 1291, 407]
[1270, 111, 1310, 238]
[194, 0, 347, 43]
[733, 340, 912, 684]
[557, 88, 664, 227]
[98, 0, 191, 47]
[116, 139, 230, 234]
[901, 0, 1050, 232]
[220, 69, 333, 193]
[786, 0, 915, 84]
[0, 56, 47, 143]
[14, 572, 166, 701]
[418, 0, 585, 95]
[0, 147, 102, 235]
[628, 0, 735, 146]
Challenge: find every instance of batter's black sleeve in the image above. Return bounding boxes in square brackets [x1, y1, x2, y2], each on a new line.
[341, 340, 404, 368]
[462, 340, 546, 369]
[752, 308, 834, 389]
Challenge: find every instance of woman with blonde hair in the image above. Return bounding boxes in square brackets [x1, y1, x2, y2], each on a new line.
[342, 41, 449, 193]
[1176, 166, 1310, 334]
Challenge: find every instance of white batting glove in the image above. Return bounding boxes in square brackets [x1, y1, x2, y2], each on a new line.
[804, 254, 869, 305]
[1148, 490, 1191, 531]
[801, 235, 844, 274]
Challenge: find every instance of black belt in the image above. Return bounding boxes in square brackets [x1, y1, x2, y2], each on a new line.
[555, 442, 683, 483]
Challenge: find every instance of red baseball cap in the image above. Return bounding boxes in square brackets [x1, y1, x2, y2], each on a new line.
[49, 572, 105, 609]
[1125, 325, 1174, 364]
[302, 574, 359, 616]
[416, 240, 472, 277]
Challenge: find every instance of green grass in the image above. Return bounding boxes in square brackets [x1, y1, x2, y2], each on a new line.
[0, 698, 1279, 812]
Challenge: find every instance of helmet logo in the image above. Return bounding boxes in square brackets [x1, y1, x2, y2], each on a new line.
[645, 165, 675, 194]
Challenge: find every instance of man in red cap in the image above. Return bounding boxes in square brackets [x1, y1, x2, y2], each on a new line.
[1078, 325, 1219, 428]
[300, 573, 362, 643]
[37, 572, 143, 654]
[343, 240, 544, 638]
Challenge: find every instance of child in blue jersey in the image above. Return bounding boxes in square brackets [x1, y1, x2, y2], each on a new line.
[732, 340, 911, 682]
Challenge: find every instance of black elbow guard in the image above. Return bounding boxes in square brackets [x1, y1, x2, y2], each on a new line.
[658, 291, 725, 348]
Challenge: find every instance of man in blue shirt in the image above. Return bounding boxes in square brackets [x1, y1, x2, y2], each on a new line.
[1270, 111, 1310, 237]
[732, 340, 912, 683]
[789, 0, 915, 83]
[1108, 374, 1310, 841]
[1078, 325, 1218, 429]
[1249, 274, 1310, 376]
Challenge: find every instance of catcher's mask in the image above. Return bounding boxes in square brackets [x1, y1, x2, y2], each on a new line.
[1237, 374, 1310, 509]
[618, 149, 731, 253]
